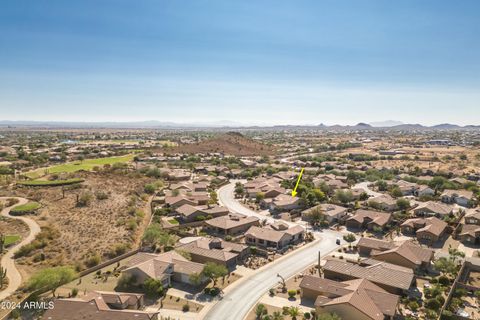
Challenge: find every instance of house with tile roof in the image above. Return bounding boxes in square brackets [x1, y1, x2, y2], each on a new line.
[204, 213, 260, 237]
[441, 189, 474, 207]
[357, 238, 434, 270]
[245, 224, 305, 251]
[43, 291, 158, 320]
[322, 259, 415, 294]
[401, 217, 448, 244]
[300, 276, 399, 320]
[413, 201, 454, 218]
[122, 251, 205, 287]
[346, 209, 392, 231]
[176, 237, 248, 269]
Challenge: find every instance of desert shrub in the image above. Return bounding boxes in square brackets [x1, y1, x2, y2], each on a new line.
[85, 253, 101, 268]
[425, 298, 441, 309]
[77, 192, 93, 207]
[126, 218, 138, 231]
[144, 184, 156, 194]
[71, 288, 78, 297]
[95, 190, 109, 200]
[408, 301, 419, 311]
[288, 289, 297, 298]
[182, 304, 190, 312]
[438, 275, 449, 286]
[143, 278, 164, 297]
[117, 273, 136, 290]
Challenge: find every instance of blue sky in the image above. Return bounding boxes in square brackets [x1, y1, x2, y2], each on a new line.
[1, 0, 479, 125]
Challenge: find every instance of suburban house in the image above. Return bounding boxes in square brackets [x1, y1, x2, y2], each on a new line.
[441, 189, 474, 207]
[245, 224, 305, 251]
[302, 203, 348, 224]
[457, 224, 480, 245]
[204, 213, 260, 237]
[161, 169, 191, 181]
[300, 276, 399, 320]
[122, 251, 205, 287]
[176, 237, 248, 269]
[357, 238, 434, 270]
[465, 209, 480, 225]
[42, 291, 157, 320]
[417, 185, 435, 197]
[175, 204, 229, 223]
[395, 180, 419, 196]
[413, 201, 453, 218]
[368, 195, 398, 211]
[346, 209, 392, 231]
[322, 259, 415, 294]
[401, 217, 448, 243]
[164, 196, 198, 209]
[244, 177, 285, 198]
[262, 194, 304, 212]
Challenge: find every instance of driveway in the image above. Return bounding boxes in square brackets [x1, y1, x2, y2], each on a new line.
[353, 181, 383, 197]
[218, 181, 296, 226]
[202, 182, 345, 320]
[0, 197, 41, 301]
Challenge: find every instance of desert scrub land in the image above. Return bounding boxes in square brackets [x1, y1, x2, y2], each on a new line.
[13, 171, 156, 272]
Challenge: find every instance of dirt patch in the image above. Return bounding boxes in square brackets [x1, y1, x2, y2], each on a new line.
[168, 132, 277, 156]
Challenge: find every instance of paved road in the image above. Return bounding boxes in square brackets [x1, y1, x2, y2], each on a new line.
[353, 181, 383, 197]
[218, 181, 278, 224]
[0, 197, 41, 301]
[204, 182, 344, 320]
[204, 230, 341, 320]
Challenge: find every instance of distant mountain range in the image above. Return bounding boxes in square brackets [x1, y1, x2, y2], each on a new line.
[0, 120, 479, 130]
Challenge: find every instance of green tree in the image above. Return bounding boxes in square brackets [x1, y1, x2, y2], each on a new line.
[304, 206, 325, 227]
[255, 304, 267, 320]
[144, 184, 156, 194]
[255, 192, 265, 203]
[142, 224, 178, 250]
[343, 233, 356, 244]
[201, 262, 228, 286]
[434, 257, 458, 277]
[396, 198, 410, 211]
[234, 182, 245, 198]
[189, 272, 204, 286]
[448, 245, 465, 263]
[143, 278, 164, 297]
[27, 266, 76, 296]
[334, 190, 353, 204]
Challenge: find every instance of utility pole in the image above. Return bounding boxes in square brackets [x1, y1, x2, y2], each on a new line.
[318, 250, 321, 276]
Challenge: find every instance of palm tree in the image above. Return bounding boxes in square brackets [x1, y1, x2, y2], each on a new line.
[255, 304, 267, 320]
[288, 306, 300, 320]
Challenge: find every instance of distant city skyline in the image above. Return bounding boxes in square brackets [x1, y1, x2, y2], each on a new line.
[1, 1, 479, 125]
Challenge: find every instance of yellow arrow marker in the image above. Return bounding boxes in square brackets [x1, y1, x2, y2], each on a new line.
[291, 167, 304, 197]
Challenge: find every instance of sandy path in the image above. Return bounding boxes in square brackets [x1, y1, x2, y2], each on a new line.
[0, 197, 41, 301]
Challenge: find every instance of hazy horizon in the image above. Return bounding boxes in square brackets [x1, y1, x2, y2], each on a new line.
[1, 1, 480, 125]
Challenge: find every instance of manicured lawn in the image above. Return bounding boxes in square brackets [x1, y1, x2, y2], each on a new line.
[4, 235, 21, 246]
[10, 201, 41, 214]
[25, 154, 135, 179]
[17, 178, 84, 187]
[168, 218, 179, 225]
